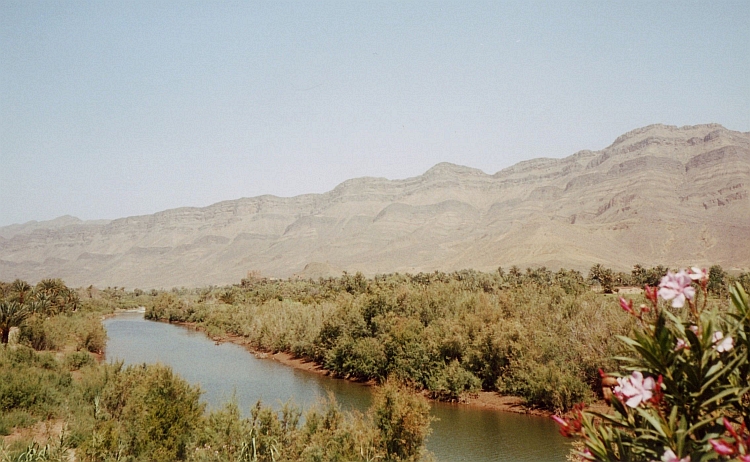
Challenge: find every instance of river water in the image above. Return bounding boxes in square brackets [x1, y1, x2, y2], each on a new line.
[103, 312, 571, 461]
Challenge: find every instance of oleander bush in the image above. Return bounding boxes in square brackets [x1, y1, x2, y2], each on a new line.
[553, 271, 750, 462]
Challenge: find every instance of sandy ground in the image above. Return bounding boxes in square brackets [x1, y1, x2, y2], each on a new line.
[3, 419, 65, 446]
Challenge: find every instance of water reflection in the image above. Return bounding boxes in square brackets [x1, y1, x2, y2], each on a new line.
[103, 312, 570, 461]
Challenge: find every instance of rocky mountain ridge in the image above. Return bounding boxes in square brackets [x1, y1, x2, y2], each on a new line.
[1, 123, 748, 288]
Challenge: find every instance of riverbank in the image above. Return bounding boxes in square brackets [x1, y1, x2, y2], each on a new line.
[165, 318, 606, 418]
[261, 350, 545, 415]
[104, 312, 575, 462]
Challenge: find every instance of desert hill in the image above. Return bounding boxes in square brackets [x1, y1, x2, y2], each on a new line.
[1, 123, 748, 288]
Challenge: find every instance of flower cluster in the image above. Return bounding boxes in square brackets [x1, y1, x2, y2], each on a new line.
[688, 267, 708, 285]
[614, 371, 656, 408]
[657, 270, 695, 308]
[559, 265, 749, 462]
[551, 403, 585, 438]
[661, 448, 690, 462]
[712, 331, 734, 353]
[709, 419, 750, 461]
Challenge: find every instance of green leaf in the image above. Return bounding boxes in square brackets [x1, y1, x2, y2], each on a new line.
[587, 411, 630, 428]
[730, 283, 749, 316]
[701, 386, 742, 407]
[703, 361, 723, 379]
[686, 413, 721, 435]
[634, 407, 667, 438]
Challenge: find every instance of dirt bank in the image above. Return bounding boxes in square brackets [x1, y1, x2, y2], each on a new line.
[164, 319, 607, 418]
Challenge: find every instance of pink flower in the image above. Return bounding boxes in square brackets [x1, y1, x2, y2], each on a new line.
[658, 270, 695, 308]
[550, 403, 585, 437]
[709, 438, 736, 456]
[551, 415, 567, 426]
[619, 297, 634, 314]
[712, 331, 734, 353]
[661, 448, 690, 462]
[614, 371, 655, 408]
[688, 267, 707, 283]
[740, 456, 750, 462]
[674, 338, 687, 351]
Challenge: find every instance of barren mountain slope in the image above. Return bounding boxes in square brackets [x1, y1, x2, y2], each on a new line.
[1, 123, 748, 288]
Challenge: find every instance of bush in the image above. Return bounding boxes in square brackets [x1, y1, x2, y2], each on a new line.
[372, 381, 432, 462]
[18, 314, 57, 351]
[18, 312, 107, 353]
[557, 276, 750, 461]
[499, 360, 591, 413]
[0, 346, 71, 420]
[64, 351, 94, 371]
[142, 270, 639, 411]
[431, 360, 481, 402]
[74, 315, 106, 353]
[325, 335, 387, 381]
[81, 363, 205, 462]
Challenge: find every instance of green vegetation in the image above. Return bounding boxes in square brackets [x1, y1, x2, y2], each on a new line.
[0, 278, 432, 461]
[145, 265, 748, 413]
[2, 265, 747, 461]
[0, 301, 31, 344]
[557, 276, 750, 461]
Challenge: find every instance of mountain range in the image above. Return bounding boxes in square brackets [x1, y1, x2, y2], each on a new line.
[2, 123, 748, 288]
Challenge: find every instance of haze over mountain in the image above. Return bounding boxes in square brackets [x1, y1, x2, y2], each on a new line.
[1, 123, 748, 289]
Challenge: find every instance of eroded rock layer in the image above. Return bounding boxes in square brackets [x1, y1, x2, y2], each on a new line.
[1, 124, 748, 288]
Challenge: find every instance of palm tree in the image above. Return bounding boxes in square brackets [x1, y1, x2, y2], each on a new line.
[27, 298, 50, 316]
[0, 300, 31, 344]
[10, 279, 32, 304]
[62, 289, 80, 312]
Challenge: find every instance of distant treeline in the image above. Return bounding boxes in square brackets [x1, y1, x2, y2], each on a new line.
[144, 265, 748, 413]
[586, 263, 747, 295]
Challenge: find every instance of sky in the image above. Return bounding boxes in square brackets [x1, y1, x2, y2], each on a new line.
[1, 1, 749, 227]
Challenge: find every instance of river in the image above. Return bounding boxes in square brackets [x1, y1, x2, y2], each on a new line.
[103, 312, 571, 461]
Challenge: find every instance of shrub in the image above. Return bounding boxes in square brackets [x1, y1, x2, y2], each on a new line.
[325, 335, 387, 381]
[555, 273, 750, 462]
[0, 346, 71, 420]
[431, 360, 481, 402]
[74, 315, 107, 353]
[64, 351, 94, 371]
[372, 381, 432, 462]
[499, 359, 591, 413]
[18, 314, 57, 351]
[81, 363, 205, 462]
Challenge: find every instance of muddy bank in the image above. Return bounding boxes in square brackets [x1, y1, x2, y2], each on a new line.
[162, 319, 608, 418]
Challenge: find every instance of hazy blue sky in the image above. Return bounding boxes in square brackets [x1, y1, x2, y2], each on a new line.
[2, 1, 749, 227]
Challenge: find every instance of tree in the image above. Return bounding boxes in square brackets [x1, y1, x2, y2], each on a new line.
[588, 264, 615, 293]
[631, 264, 647, 286]
[0, 300, 31, 344]
[10, 279, 32, 304]
[372, 381, 431, 461]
